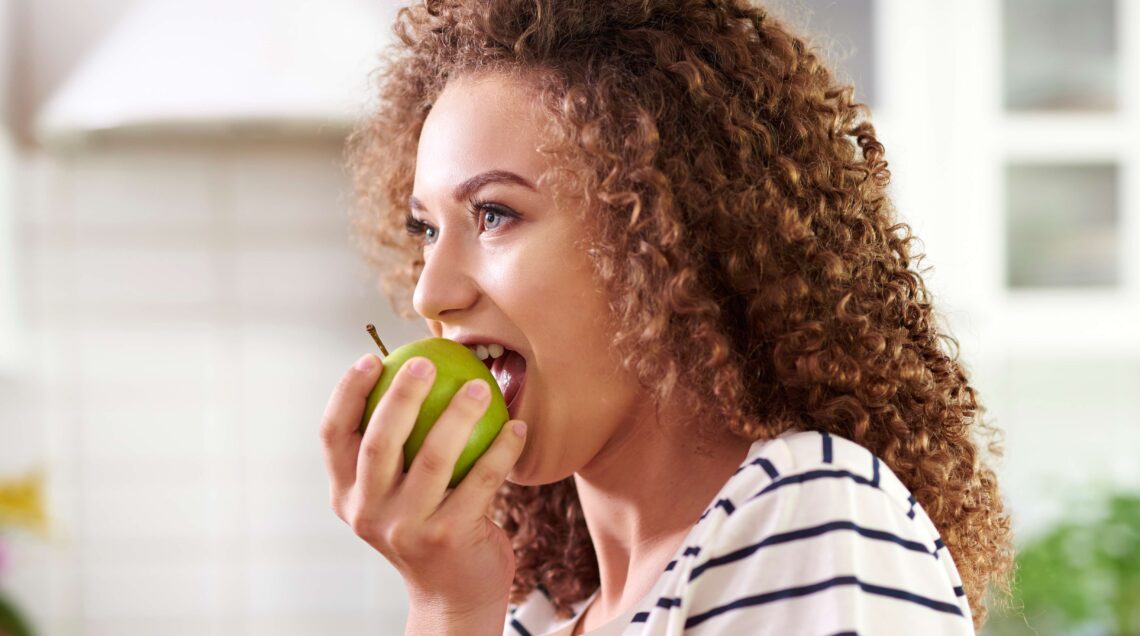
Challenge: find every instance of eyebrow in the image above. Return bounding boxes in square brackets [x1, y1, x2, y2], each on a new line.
[408, 170, 537, 212]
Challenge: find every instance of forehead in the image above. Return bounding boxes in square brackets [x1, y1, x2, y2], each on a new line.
[414, 74, 549, 195]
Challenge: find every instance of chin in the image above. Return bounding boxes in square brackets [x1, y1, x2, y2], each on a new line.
[503, 432, 581, 487]
[503, 453, 548, 487]
[505, 474, 535, 487]
[506, 460, 576, 488]
[507, 475, 565, 488]
[505, 459, 544, 487]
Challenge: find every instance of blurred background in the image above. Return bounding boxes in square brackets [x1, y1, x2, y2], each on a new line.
[0, 0, 1136, 634]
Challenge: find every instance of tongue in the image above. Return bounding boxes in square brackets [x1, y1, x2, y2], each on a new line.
[490, 350, 526, 406]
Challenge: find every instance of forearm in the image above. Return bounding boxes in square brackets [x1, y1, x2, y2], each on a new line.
[404, 596, 509, 636]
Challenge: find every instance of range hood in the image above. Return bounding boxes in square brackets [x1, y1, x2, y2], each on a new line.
[34, 0, 391, 143]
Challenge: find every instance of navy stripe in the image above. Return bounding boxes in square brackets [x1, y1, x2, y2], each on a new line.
[657, 597, 682, 609]
[753, 457, 779, 478]
[689, 520, 936, 582]
[664, 559, 677, 571]
[934, 538, 946, 553]
[684, 575, 963, 629]
[858, 579, 963, 615]
[698, 498, 737, 522]
[684, 546, 701, 557]
[954, 585, 965, 597]
[632, 611, 650, 623]
[829, 633, 860, 636]
[751, 468, 877, 501]
[822, 431, 834, 463]
[509, 617, 533, 636]
[907, 495, 917, 520]
[732, 457, 780, 478]
[871, 456, 881, 488]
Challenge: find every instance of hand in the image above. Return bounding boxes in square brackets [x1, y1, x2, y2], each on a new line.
[320, 353, 528, 617]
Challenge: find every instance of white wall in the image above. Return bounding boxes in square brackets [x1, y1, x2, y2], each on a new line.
[1, 1, 426, 634]
[0, 0, 20, 374]
[3, 138, 427, 635]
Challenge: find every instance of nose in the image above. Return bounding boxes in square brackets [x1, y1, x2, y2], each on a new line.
[412, 234, 480, 322]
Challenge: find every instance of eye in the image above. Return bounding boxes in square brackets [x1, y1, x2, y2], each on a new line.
[404, 214, 438, 245]
[482, 207, 504, 231]
[469, 200, 519, 234]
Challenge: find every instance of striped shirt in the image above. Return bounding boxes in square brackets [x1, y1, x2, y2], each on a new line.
[504, 430, 973, 635]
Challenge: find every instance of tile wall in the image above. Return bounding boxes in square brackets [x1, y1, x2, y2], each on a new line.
[0, 137, 426, 635]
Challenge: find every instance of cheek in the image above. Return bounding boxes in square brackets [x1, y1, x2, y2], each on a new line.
[483, 231, 627, 399]
[483, 237, 601, 335]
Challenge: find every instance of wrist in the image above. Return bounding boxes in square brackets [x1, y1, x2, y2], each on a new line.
[404, 592, 509, 636]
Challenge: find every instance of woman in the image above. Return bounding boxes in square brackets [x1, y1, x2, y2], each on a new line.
[322, 0, 1013, 634]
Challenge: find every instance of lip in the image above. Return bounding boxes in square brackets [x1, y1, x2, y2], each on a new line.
[446, 333, 528, 419]
[506, 370, 527, 420]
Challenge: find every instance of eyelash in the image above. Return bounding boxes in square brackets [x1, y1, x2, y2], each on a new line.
[404, 215, 434, 241]
[404, 199, 519, 245]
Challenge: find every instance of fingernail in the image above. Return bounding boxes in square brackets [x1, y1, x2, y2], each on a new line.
[408, 357, 434, 378]
[466, 379, 489, 399]
[355, 354, 377, 371]
[513, 421, 527, 437]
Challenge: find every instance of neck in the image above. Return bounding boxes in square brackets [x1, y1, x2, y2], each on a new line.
[572, 399, 754, 622]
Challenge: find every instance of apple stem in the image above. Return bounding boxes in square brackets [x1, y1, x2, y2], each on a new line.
[365, 324, 389, 357]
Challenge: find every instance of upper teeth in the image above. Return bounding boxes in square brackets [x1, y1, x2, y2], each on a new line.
[470, 343, 506, 360]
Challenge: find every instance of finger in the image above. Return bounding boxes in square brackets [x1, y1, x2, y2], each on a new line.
[356, 356, 436, 500]
[436, 419, 526, 522]
[398, 378, 493, 514]
[320, 354, 382, 498]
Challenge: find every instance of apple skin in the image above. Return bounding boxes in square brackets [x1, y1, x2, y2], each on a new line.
[358, 337, 509, 488]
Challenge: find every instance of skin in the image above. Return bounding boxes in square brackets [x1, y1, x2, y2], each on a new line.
[322, 72, 754, 635]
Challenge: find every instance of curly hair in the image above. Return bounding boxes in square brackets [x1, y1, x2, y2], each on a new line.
[345, 0, 1014, 628]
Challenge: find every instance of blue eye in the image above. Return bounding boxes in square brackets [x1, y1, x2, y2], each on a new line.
[483, 208, 504, 230]
[469, 201, 519, 234]
[404, 214, 437, 245]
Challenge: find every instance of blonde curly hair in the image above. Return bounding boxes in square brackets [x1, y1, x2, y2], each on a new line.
[345, 0, 1014, 628]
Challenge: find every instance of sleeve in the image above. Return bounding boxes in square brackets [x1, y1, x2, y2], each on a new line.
[678, 459, 975, 636]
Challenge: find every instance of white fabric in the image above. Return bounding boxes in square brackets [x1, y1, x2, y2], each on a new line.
[504, 430, 974, 636]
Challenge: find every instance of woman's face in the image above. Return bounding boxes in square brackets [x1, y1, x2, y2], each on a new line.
[410, 73, 644, 485]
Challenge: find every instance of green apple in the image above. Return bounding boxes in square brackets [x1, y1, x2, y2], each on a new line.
[358, 337, 509, 488]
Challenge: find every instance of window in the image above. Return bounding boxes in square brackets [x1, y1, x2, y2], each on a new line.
[1003, 0, 1117, 112]
[1006, 163, 1120, 288]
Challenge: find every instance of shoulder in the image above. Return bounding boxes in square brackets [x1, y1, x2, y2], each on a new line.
[708, 430, 939, 535]
[675, 430, 974, 634]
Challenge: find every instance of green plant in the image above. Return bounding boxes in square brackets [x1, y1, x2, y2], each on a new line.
[0, 588, 34, 636]
[986, 490, 1140, 636]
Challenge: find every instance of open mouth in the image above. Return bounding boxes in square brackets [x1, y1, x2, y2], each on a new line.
[467, 344, 527, 419]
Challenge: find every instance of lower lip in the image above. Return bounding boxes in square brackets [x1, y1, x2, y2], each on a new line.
[506, 376, 526, 420]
